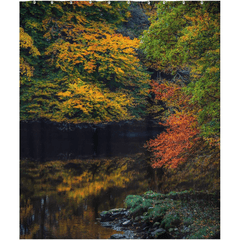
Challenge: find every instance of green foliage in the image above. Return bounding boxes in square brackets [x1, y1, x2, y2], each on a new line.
[140, 1, 220, 143]
[143, 190, 164, 199]
[20, 27, 40, 87]
[140, 2, 187, 72]
[20, 1, 131, 52]
[161, 212, 181, 229]
[125, 195, 143, 209]
[188, 226, 210, 239]
[144, 204, 171, 222]
[124, 191, 219, 239]
[125, 192, 181, 223]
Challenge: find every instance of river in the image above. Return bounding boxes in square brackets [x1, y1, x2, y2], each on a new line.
[20, 120, 163, 239]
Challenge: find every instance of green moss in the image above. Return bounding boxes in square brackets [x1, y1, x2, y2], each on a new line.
[129, 205, 145, 217]
[188, 226, 209, 239]
[125, 195, 143, 208]
[161, 212, 181, 229]
[143, 191, 164, 200]
[125, 195, 153, 217]
[142, 204, 171, 223]
[124, 190, 219, 239]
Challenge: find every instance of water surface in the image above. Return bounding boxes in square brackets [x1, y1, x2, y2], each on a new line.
[20, 121, 163, 239]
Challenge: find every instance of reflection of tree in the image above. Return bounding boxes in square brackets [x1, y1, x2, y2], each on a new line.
[21, 155, 147, 201]
[20, 191, 125, 239]
[57, 160, 134, 202]
[20, 154, 151, 238]
[51, 209, 122, 239]
[20, 199, 39, 239]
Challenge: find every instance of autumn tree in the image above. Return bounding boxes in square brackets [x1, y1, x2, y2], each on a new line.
[145, 81, 200, 168]
[20, 1, 151, 123]
[56, 81, 134, 123]
[20, 27, 40, 79]
[142, 2, 220, 170]
[141, 1, 220, 143]
[20, 27, 41, 117]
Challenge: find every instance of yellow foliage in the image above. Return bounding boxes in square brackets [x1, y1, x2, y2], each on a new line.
[20, 27, 40, 57]
[57, 79, 134, 123]
[20, 2, 150, 123]
[20, 27, 40, 80]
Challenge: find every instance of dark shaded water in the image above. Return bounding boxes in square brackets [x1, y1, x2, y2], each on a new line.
[20, 120, 163, 239]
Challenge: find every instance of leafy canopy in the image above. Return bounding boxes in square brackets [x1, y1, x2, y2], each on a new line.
[142, 2, 220, 169]
[141, 1, 220, 143]
[20, 1, 151, 123]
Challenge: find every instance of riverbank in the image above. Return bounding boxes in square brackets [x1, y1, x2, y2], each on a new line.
[99, 190, 220, 239]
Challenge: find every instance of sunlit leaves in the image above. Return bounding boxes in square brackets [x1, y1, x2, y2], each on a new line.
[57, 80, 134, 123]
[44, 29, 141, 85]
[20, 1, 151, 123]
[20, 27, 40, 79]
[43, 20, 150, 123]
[20, 27, 40, 57]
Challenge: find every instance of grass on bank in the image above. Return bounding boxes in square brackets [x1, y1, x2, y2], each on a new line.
[125, 190, 220, 239]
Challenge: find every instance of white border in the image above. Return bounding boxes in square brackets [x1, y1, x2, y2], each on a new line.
[1, 1, 239, 239]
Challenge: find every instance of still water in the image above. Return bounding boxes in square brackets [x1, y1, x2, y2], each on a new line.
[20, 121, 163, 239]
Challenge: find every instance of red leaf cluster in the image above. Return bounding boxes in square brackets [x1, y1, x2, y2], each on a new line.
[146, 113, 200, 169]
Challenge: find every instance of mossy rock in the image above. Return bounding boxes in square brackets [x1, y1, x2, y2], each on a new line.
[134, 216, 141, 221]
[129, 205, 145, 218]
[151, 228, 167, 238]
[100, 211, 108, 216]
[126, 195, 153, 218]
[153, 222, 160, 227]
[142, 204, 170, 223]
[125, 195, 143, 208]
[161, 212, 181, 229]
[109, 208, 126, 213]
[143, 191, 165, 200]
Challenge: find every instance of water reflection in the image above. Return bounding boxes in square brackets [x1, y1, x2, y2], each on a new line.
[20, 154, 156, 239]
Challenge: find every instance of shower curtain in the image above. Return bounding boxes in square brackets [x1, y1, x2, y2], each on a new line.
[20, 1, 220, 239]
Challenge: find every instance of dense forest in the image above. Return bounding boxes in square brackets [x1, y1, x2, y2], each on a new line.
[20, 1, 220, 191]
[19, 1, 221, 239]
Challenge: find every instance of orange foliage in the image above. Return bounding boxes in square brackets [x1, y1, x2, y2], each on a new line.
[146, 81, 200, 169]
[146, 113, 200, 169]
[150, 81, 193, 111]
